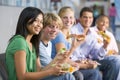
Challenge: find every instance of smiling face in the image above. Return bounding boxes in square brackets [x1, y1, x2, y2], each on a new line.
[42, 13, 62, 41]
[96, 16, 109, 31]
[80, 11, 93, 29]
[59, 7, 75, 29]
[60, 10, 75, 29]
[43, 21, 59, 40]
[27, 14, 43, 35]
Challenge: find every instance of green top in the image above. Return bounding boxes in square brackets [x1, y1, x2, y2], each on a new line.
[5, 35, 37, 80]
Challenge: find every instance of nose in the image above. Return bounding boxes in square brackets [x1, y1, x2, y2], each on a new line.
[67, 17, 71, 22]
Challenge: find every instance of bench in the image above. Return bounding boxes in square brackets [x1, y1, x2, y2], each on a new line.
[0, 53, 8, 80]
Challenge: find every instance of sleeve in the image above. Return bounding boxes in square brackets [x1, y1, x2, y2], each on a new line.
[39, 42, 52, 67]
[8, 37, 27, 54]
[88, 36, 106, 60]
[52, 32, 66, 44]
[109, 33, 119, 53]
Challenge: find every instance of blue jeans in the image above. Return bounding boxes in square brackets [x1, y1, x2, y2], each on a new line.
[79, 68, 102, 80]
[41, 73, 75, 80]
[110, 16, 116, 36]
[73, 70, 84, 80]
[98, 55, 120, 80]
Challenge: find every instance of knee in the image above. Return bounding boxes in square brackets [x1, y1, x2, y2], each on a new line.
[91, 69, 102, 77]
[73, 71, 84, 80]
[65, 73, 75, 80]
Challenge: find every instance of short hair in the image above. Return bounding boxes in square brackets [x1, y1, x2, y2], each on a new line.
[43, 13, 63, 29]
[79, 7, 93, 17]
[96, 14, 110, 24]
[111, 3, 115, 6]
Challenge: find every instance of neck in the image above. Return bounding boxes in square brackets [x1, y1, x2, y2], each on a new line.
[40, 34, 49, 45]
[83, 27, 89, 35]
[62, 28, 70, 36]
[26, 35, 33, 42]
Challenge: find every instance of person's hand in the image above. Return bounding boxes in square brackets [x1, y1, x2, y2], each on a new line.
[53, 50, 70, 64]
[107, 49, 118, 55]
[103, 39, 110, 49]
[70, 61, 79, 68]
[76, 59, 100, 69]
[71, 34, 85, 49]
[86, 59, 99, 69]
[49, 64, 67, 76]
[98, 31, 111, 49]
[68, 34, 85, 55]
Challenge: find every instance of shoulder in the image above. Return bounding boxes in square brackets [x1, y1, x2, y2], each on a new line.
[106, 30, 115, 38]
[40, 41, 52, 49]
[10, 35, 26, 44]
[9, 35, 26, 46]
[6, 35, 27, 55]
[72, 23, 81, 29]
[51, 32, 65, 43]
[57, 31, 64, 38]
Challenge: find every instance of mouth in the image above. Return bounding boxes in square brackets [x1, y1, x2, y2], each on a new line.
[34, 27, 41, 33]
[48, 32, 57, 38]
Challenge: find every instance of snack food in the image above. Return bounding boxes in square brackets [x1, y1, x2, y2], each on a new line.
[61, 63, 75, 73]
[97, 31, 111, 43]
[69, 66, 75, 72]
[76, 34, 85, 41]
[97, 38, 103, 44]
[61, 63, 70, 71]
[67, 34, 85, 41]
[59, 48, 66, 54]
[107, 50, 114, 55]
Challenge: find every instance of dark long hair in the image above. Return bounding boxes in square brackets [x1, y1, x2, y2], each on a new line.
[11, 7, 44, 57]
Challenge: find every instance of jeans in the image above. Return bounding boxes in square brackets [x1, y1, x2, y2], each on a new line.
[98, 55, 120, 80]
[41, 73, 75, 80]
[110, 16, 116, 36]
[73, 70, 84, 80]
[79, 68, 102, 80]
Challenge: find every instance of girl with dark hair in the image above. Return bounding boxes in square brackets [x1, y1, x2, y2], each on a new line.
[5, 7, 64, 80]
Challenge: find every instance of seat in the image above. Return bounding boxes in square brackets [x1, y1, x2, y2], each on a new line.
[0, 53, 8, 80]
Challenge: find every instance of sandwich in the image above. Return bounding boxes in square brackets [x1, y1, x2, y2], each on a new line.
[76, 34, 85, 41]
[67, 34, 85, 41]
[97, 31, 111, 43]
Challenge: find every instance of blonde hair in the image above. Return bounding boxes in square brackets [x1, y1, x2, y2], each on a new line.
[58, 6, 74, 18]
[43, 13, 63, 29]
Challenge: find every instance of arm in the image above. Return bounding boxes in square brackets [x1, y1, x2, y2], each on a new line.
[86, 33, 106, 60]
[54, 32, 84, 57]
[109, 33, 119, 54]
[14, 50, 56, 80]
[13, 39, 61, 80]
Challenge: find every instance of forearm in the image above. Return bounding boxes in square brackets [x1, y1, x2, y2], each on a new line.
[18, 69, 53, 80]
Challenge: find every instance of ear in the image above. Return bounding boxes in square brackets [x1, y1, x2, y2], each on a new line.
[79, 18, 81, 23]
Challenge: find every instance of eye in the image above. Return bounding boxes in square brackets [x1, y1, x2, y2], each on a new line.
[49, 25, 54, 28]
[70, 17, 73, 19]
[40, 21, 43, 24]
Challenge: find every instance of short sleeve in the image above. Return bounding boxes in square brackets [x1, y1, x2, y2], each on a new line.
[6, 35, 27, 55]
[52, 32, 65, 44]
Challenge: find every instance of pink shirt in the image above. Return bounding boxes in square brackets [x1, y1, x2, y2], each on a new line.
[109, 7, 116, 17]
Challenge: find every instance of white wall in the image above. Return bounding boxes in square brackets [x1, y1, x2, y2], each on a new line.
[0, 6, 24, 53]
